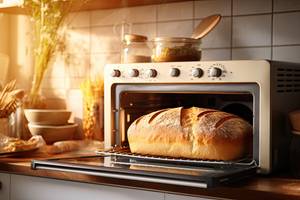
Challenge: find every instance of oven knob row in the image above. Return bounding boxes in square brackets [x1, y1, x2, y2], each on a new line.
[209, 67, 222, 77]
[170, 68, 180, 77]
[110, 69, 121, 77]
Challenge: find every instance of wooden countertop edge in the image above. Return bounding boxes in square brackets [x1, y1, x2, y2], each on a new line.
[1, 162, 300, 199]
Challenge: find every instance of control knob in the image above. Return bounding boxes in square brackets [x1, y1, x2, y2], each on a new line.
[128, 69, 139, 77]
[170, 68, 180, 77]
[146, 69, 157, 78]
[110, 69, 121, 77]
[191, 68, 204, 78]
[209, 67, 222, 77]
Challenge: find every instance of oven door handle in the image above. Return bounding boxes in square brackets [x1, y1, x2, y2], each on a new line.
[32, 160, 208, 188]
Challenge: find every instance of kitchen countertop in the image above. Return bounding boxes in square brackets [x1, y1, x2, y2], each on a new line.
[0, 151, 300, 200]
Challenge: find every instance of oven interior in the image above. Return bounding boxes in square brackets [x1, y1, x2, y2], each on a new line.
[113, 84, 259, 166]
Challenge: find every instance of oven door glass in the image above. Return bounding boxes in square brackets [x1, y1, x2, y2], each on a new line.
[32, 154, 257, 188]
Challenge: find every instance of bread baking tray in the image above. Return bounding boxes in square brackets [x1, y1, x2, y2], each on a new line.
[96, 147, 256, 168]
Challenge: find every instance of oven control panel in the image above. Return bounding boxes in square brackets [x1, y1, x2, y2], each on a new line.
[106, 60, 266, 83]
[108, 64, 229, 80]
[109, 63, 232, 81]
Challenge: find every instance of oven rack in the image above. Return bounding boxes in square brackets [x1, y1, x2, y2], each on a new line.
[96, 147, 257, 168]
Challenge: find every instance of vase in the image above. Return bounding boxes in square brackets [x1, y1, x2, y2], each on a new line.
[82, 93, 104, 141]
[14, 94, 47, 140]
[0, 113, 19, 138]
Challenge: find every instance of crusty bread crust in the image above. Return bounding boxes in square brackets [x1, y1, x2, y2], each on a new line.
[127, 107, 252, 161]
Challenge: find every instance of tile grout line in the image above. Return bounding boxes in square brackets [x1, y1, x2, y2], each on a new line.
[89, 11, 92, 78]
[230, 0, 233, 60]
[192, 0, 195, 29]
[271, 0, 274, 60]
[72, 10, 300, 30]
[155, 4, 158, 37]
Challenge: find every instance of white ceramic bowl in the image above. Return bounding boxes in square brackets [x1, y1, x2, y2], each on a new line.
[24, 109, 71, 125]
[28, 123, 78, 144]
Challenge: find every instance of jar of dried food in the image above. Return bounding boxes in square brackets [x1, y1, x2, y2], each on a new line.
[152, 37, 201, 62]
[121, 34, 152, 63]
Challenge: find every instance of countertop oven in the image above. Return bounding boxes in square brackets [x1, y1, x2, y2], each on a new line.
[32, 60, 300, 188]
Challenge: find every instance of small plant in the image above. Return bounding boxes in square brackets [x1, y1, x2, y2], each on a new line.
[23, 0, 75, 108]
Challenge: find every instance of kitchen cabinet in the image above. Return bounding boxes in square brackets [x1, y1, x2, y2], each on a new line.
[0, 0, 188, 15]
[10, 174, 164, 200]
[9, 174, 211, 200]
[0, 173, 10, 200]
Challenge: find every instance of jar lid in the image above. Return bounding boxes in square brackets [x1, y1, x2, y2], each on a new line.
[124, 34, 148, 42]
[153, 37, 201, 43]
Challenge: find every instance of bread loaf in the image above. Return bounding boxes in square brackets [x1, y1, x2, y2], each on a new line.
[127, 107, 252, 161]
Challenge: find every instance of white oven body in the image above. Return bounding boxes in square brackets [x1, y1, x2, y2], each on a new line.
[104, 60, 300, 174]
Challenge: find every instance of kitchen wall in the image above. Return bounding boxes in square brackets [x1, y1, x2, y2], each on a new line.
[2, 0, 300, 117]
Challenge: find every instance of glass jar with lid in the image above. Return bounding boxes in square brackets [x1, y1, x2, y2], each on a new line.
[121, 34, 152, 63]
[151, 37, 201, 62]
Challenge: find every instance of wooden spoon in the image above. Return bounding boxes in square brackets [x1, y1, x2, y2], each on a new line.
[191, 14, 222, 39]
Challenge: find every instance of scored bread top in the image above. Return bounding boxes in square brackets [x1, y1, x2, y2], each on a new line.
[130, 107, 251, 139]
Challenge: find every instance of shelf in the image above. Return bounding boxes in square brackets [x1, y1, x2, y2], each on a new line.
[0, 0, 188, 15]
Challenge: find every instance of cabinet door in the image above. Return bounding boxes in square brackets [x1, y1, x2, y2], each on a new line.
[11, 174, 164, 200]
[165, 193, 212, 200]
[0, 173, 10, 200]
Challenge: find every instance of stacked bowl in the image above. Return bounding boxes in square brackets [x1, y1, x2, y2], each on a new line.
[24, 109, 78, 144]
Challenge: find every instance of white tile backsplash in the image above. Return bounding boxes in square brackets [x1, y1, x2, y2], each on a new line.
[273, 46, 300, 63]
[32, 0, 300, 109]
[67, 11, 90, 28]
[42, 88, 67, 99]
[65, 54, 90, 78]
[44, 98, 67, 109]
[274, 0, 300, 12]
[90, 26, 121, 53]
[131, 23, 156, 40]
[90, 53, 120, 76]
[232, 15, 272, 47]
[123, 5, 157, 23]
[232, 47, 271, 60]
[91, 5, 156, 27]
[65, 77, 85, 89]
[45, 54, 66, 78]
[273, 12, 300, 45]
[65, 28, 90, 54]
[197, 17, 231, 48]
[157, 20, 193, 37]
[194, 0, 232, 18]
[91, 8, 126, 26]
[201, 48, 231, 60]
[41, 78, 66, 89]
[157, 1, 193, 21]
[233, 0, 272, 15]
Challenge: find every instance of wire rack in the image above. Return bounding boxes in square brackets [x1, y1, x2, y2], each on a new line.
[96, 146, 256, 168]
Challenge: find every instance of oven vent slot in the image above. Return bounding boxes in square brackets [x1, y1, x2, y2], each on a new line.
[276, 68, 300, 93]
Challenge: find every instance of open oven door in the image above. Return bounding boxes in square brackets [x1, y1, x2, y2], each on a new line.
[32, 154, 257, 188]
